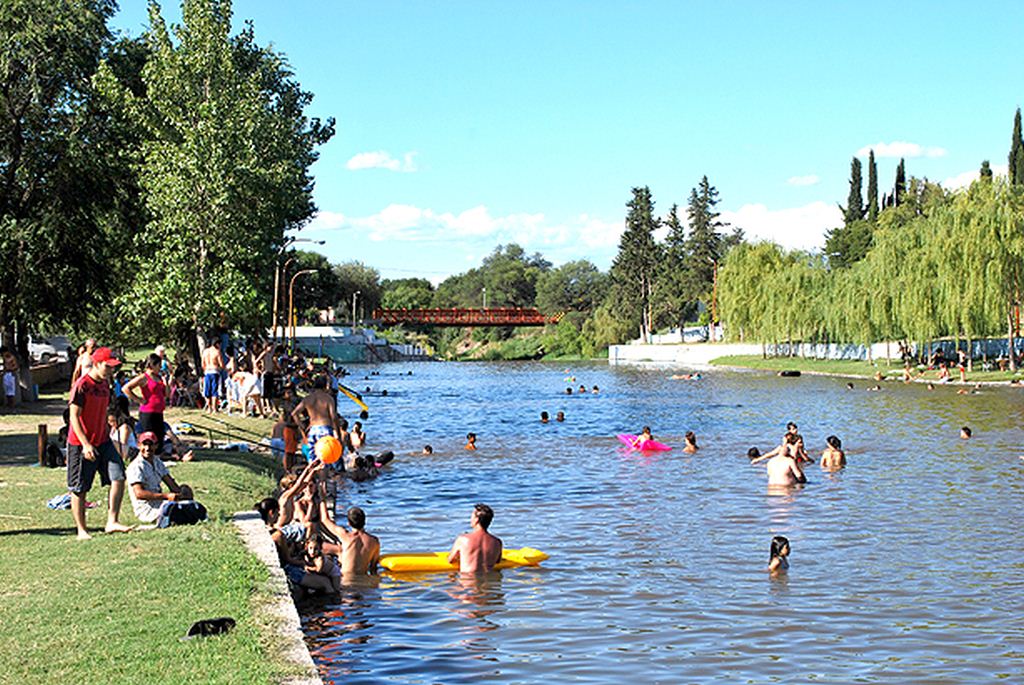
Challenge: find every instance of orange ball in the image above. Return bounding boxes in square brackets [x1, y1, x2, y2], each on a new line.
[315, 435, 342, 464]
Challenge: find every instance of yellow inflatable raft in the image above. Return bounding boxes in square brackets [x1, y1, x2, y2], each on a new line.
[379, 547, 549, 573]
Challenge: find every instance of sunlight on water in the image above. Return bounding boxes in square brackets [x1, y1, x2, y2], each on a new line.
[300, 361, 1024, 683]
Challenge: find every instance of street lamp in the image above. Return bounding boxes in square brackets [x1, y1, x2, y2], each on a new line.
[352, 290, 361, 330]
[288, 269, 317, 347]
[272, 237, 324, 341]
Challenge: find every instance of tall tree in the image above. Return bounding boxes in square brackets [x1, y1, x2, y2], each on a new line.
[96, 0, 334, 347]
[611, 187, 661, 342]
[1010, 108, 1024, 186]
[656, 204, 692, 327]
[0, 0, 126, 355]
[682, 176, 730, 321]
[894, 158, 906, 206]
[867, 150, 879, 222]
[980, 160, 993, 181]
[843, 157, 864, 225]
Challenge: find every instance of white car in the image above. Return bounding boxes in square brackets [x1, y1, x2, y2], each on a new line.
[28, 336, 72, 364]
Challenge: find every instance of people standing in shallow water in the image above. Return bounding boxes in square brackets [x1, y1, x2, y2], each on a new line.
[960, 426, 972, 439]
[820, 435, 846, 470]
[556, 411, 565, 422]
[465, 433, 477, 450]
[683, 431, 698, 453]
[762, 435, 806, 486]
[768, 536, 790, 573]
[448, 503, 502, 574]
[540, 411, 549, 424]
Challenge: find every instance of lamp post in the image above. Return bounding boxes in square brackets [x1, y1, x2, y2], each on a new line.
[288, 269, 317, 348]
[272, 238, 324, 341]
[482, 286, 487, 309]
[352, 290, 361, 330]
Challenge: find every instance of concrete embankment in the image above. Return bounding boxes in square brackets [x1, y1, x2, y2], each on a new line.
[608, 342, 761, 367]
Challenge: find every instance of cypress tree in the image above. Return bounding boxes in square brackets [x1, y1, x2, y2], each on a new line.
[867, 150, 879, 222]
[1010, 108, 1023, 186]
[980, 160, 993, 181]
[894, 159, 906, 206]
[844, 157, 864, 225]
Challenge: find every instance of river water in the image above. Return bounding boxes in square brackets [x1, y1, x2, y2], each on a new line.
[300, 361, 1024, 684]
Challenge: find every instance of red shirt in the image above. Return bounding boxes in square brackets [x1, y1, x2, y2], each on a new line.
[68, 374, 111, 446]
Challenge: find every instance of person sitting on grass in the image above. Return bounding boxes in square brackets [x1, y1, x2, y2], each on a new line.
[127, 431, 206, 528]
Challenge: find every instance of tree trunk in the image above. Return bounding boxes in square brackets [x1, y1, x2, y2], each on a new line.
[761, 342, 766, 360]
[1009, 307, 1017, 372]
[967, 334, 973, 372]
[885, 341, 891, 366]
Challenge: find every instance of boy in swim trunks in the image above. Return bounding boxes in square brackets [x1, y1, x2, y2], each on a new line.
[291, 375, 341, 464]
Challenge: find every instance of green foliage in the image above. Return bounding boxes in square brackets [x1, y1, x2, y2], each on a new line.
[96, 0, 333, 345]
[610, 187, 661, 341]
[720, 176, 1024, 358]
[867, 150, 879, 222]
[382, 277, 435, 310]
[333, 260, 381, 322]
[824, 219, 873, 269]
[0, 0, 133, 347]
[843, 157, 865, 225]
[535, 259, 607, 314]
[433, 243, 548, 310]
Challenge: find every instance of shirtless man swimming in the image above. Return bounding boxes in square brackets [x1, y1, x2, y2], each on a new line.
[291, 375, 341, 461]
[820, 435, 846, 470]
[318, 493, 380, 577]
[448, 503, 502, 574]
[765, 437, 807, 486]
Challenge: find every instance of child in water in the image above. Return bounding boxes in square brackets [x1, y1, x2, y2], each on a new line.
[820, 435, 846, 470]
[768, 536, 790, 574]
[631, 426, 653, 449]
[465, 433, 477, 450]
[683, 431, 698, 453]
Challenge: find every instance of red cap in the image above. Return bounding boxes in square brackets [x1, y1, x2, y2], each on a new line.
[138, 431, 158, 444]
[91, 347, 122, 366]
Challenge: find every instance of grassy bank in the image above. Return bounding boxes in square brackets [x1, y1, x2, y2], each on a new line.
[710, 355, 1024, 383]
[0, 436, 298, 684]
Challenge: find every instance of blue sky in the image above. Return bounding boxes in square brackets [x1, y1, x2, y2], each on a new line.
[112, 2, 1024, 281]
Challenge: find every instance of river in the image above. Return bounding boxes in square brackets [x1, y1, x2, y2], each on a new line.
[299, 361, 1024, 683]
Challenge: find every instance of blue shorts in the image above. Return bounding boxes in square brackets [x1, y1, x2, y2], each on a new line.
[306, 424, 335, 451]
[203, 372, 220, 398]
[284, 564, 306, 585]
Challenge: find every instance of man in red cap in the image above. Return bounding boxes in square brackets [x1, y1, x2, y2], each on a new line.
[68, 346, 131, 539]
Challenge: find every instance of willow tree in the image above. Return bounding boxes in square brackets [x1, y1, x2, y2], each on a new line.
[718, 241, 787, 352]
[96, 0, 333, 347]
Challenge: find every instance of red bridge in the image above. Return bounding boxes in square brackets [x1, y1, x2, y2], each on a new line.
[373, 307, 564, 327]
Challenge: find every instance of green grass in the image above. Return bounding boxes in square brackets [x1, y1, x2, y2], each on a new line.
[0, 450, 300, 685]
[710, 355, 1024, 383]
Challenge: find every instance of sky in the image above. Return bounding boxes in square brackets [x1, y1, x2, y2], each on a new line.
[111, 1, 1024, 282]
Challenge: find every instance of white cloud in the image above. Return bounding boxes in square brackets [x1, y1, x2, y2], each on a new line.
[304, 204, 625, 253]
[787, 174, 820, 186]
[856, 141, 947, 159]
[720, 201, 841, 251]
[942, 163, 1008, 190]
[345, 151, 418, 172]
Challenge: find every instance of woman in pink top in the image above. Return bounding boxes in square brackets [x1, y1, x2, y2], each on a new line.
[124, 353, 168, 449]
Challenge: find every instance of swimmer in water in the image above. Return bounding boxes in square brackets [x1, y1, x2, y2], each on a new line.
[960, 426, 972, 439]
[540, 411, 549, 424]
[820, 435, 846, 470]
[763, 435, 807, 486]
[578, 384, 587, 394]
[566, 387, 573, 395]
[683, 431, 698, 453]
[631, 426, 653, 449]
[422, 444, 433, 455]
[846, 382, 855, 390]
[747, 447, 761, 460]
[592, 385, 599, 394]
[768, 536, 790, 574]
[752, 422, 810, 464]
[465, 433, 477, 450]
[556, 411, 565, 422]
